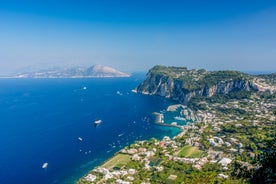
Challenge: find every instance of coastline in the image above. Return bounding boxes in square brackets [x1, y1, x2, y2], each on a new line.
[77, 104, 192, 183]
[76, 86, 276, 183]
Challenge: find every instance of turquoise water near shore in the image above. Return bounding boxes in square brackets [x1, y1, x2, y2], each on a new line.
[0, 75, 181, 184]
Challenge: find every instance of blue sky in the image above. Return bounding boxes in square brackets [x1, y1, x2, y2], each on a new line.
[0, 0, 276, 74]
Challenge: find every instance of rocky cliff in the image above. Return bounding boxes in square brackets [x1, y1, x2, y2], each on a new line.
[135, 65, 275, 104]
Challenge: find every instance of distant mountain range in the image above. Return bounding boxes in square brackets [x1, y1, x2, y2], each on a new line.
[5, 65, 131, 78]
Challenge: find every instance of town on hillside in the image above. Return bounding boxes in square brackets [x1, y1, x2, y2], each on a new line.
[79, 67, 276, 184]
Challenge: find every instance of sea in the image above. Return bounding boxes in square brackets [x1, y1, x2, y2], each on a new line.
[0, 74, 181, 184]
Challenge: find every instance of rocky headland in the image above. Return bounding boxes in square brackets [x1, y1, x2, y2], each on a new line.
[135, 65, 276, 104]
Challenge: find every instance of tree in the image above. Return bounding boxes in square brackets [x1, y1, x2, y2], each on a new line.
[250, 138, 276, 184]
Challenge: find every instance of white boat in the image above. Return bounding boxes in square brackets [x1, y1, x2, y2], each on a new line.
[42, 162, 48, 169]
[94, 119, 102, 126]
[78, 137, 83, 141]
[118, 133, 124, 137]
[174, 116, 186, 121]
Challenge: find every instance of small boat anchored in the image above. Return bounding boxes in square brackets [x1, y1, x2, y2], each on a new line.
[42, 162, 48, 169]
[94, 119, 102, 126]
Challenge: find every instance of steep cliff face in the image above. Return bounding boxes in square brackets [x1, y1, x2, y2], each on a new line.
[135, 65, 272, 104]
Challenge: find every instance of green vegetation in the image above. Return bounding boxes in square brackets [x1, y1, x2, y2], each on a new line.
[257, 73, 276, 85]
[138, 65, 253, 95]
[149, 65, 190, 76]
[250, 138, 276, 184]
[79, 66, 276, 184]
[189, 90, 253, 111]
[178, 145, 203, 158]
[102, 153, 131, 170]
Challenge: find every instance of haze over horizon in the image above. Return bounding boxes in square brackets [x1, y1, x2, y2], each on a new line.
[1, 0, 276, 75]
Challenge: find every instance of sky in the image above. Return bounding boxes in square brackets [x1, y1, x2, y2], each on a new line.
[0, 0, 276, 74]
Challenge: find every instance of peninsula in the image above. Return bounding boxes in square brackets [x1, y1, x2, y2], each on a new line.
[5, 64, 130, 78]
[78, 66, 276, 184]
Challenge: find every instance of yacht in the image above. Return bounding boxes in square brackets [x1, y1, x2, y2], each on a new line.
[94, 119, 102, 126]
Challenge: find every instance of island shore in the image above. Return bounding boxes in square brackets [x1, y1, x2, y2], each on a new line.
[77, 104, 194, 183]
[77, 85, 276, 183]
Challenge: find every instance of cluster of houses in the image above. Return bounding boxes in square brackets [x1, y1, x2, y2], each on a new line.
[83, 124, 237, 183]
[81, 89, 275, 183]
[84, 168, 137, 183]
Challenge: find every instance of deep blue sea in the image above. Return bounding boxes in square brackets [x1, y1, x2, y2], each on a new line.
[0, 74, 181, 184]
